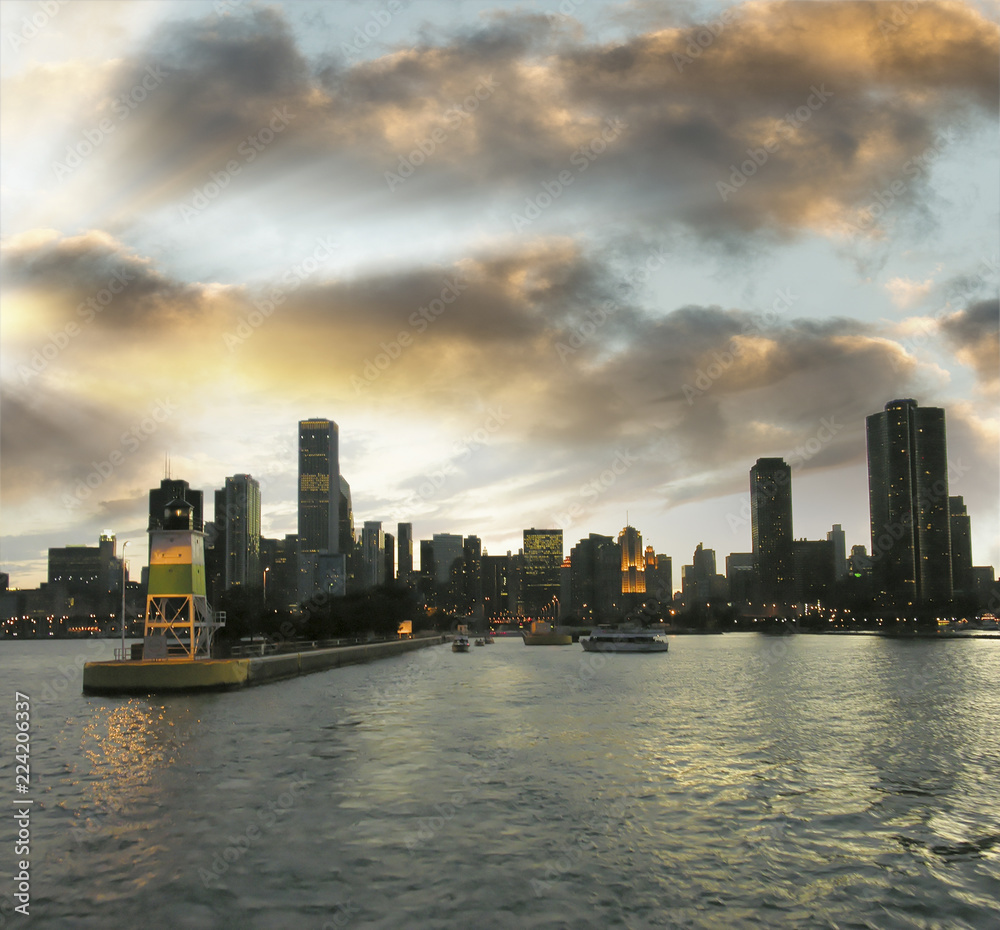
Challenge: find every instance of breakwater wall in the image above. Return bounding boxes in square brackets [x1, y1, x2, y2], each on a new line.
[82, 635, 447, 695]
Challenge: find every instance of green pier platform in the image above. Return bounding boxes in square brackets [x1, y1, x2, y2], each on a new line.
[82, 636, 447, 695]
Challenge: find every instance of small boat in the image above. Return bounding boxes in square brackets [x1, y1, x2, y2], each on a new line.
[452, 635, 471, 652]
[580, 628, 669, 653]
[474, 638, 485, 646]
[483, 633, 494, 644]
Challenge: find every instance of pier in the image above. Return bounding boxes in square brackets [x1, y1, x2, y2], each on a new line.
[82, 634, 446, 695]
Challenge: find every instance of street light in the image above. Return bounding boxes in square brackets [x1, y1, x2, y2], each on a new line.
[119, 539, 129, 661]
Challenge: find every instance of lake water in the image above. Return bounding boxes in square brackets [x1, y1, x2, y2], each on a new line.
[1, 634, 998, 929]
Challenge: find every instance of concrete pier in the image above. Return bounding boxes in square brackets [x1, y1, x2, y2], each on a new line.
[82, 635, 447, 695]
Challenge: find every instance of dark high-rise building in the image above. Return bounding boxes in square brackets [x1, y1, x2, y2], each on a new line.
[419, 539, 435, 583]
[47, 533, 124, 620]
[462, 536, 483, 612]
[431, 534, 465, 584]
[569, 533, 619, 621]
[298, 419, 340, 555]
[261, 534, 298, 608]
[523, 528, 563, 616]
[750, 457, 793, 606]
[949, 496, 973, 594]
[360, 521, 385, 589]
[383, 532, 395, 584]
[827, 524, 847, 581]
[214, 474, 262, 592]
[647, 552, 673, 605]
[397, 523, 413, 583]
[726, 552, 754, 607]
[482, 551, 521, 620]
[149, 479, 203, 533]
[866, 399, 952, 605]
[791, 539, 835, 605]
[339, 477, 354, 555]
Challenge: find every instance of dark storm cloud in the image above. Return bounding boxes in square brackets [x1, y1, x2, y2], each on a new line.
[939, 298, 1000, 392]
[1, 230, 226, 326]
[0, 383, 182, 503]
[30, 1, 996, 244]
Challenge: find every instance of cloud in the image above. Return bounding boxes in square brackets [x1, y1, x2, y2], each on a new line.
[938, 298, 1000, 395]
[8, 1, 997, 248]
[886, 275, 934, 308]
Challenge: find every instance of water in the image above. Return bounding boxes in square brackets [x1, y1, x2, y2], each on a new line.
[2, 634, 998, 929]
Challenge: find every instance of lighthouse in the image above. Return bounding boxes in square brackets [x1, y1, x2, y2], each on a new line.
[143, 499, 224, 658]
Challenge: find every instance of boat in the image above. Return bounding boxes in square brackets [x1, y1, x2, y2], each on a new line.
[483, 633, 494, 644]
[580, 627, 669, 653]
[474, 638, 485, 646]
[452, 635, 471, 652]
[522, 620, 573, 646]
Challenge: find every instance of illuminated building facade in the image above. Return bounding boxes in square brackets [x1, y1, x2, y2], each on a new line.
[618, 526, 646, 593]
[523, 528, 563, 616]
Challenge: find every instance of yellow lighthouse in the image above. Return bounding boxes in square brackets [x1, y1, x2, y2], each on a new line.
[143, 499, 224, 658]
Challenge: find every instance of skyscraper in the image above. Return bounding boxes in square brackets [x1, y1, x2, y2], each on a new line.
[750, 457, 793, 606]
[866, 399, 952, 605]
[360, 521, 386, 589]
[298, 418, 341, 602]
[523, 528, 563, 616]
[214, 474, 261, 592]
[397, 523, 413, 583]
[949, 496, 973, 595]
[298, 419, 340, 555]
[618, 526, 646, 593]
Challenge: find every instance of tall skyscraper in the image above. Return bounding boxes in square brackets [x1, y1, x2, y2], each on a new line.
[339, 476, 354, 555]
[949, 496, 973, 594]
[827, 524, 847, 581]
[523, 528, 563, 616]
[214, 474, 261, 592]
[360, 521, 386, 589]
[397, 523, 413, 583]
[866, 399, 952, 605]
[750, 457, 793, 606]
[298, 419, 340, 556]
[618, 526, 646, 593]
[431, 533, 465, 584]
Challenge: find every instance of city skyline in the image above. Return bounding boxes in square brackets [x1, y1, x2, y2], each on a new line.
[2, 396, 995, 598]
[1, 0, 998, 588]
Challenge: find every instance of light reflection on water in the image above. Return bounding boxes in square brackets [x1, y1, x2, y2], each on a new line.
[1, 634, 998, 929]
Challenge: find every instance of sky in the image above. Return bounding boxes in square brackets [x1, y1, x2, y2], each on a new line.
[1, 0, 998, 590]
